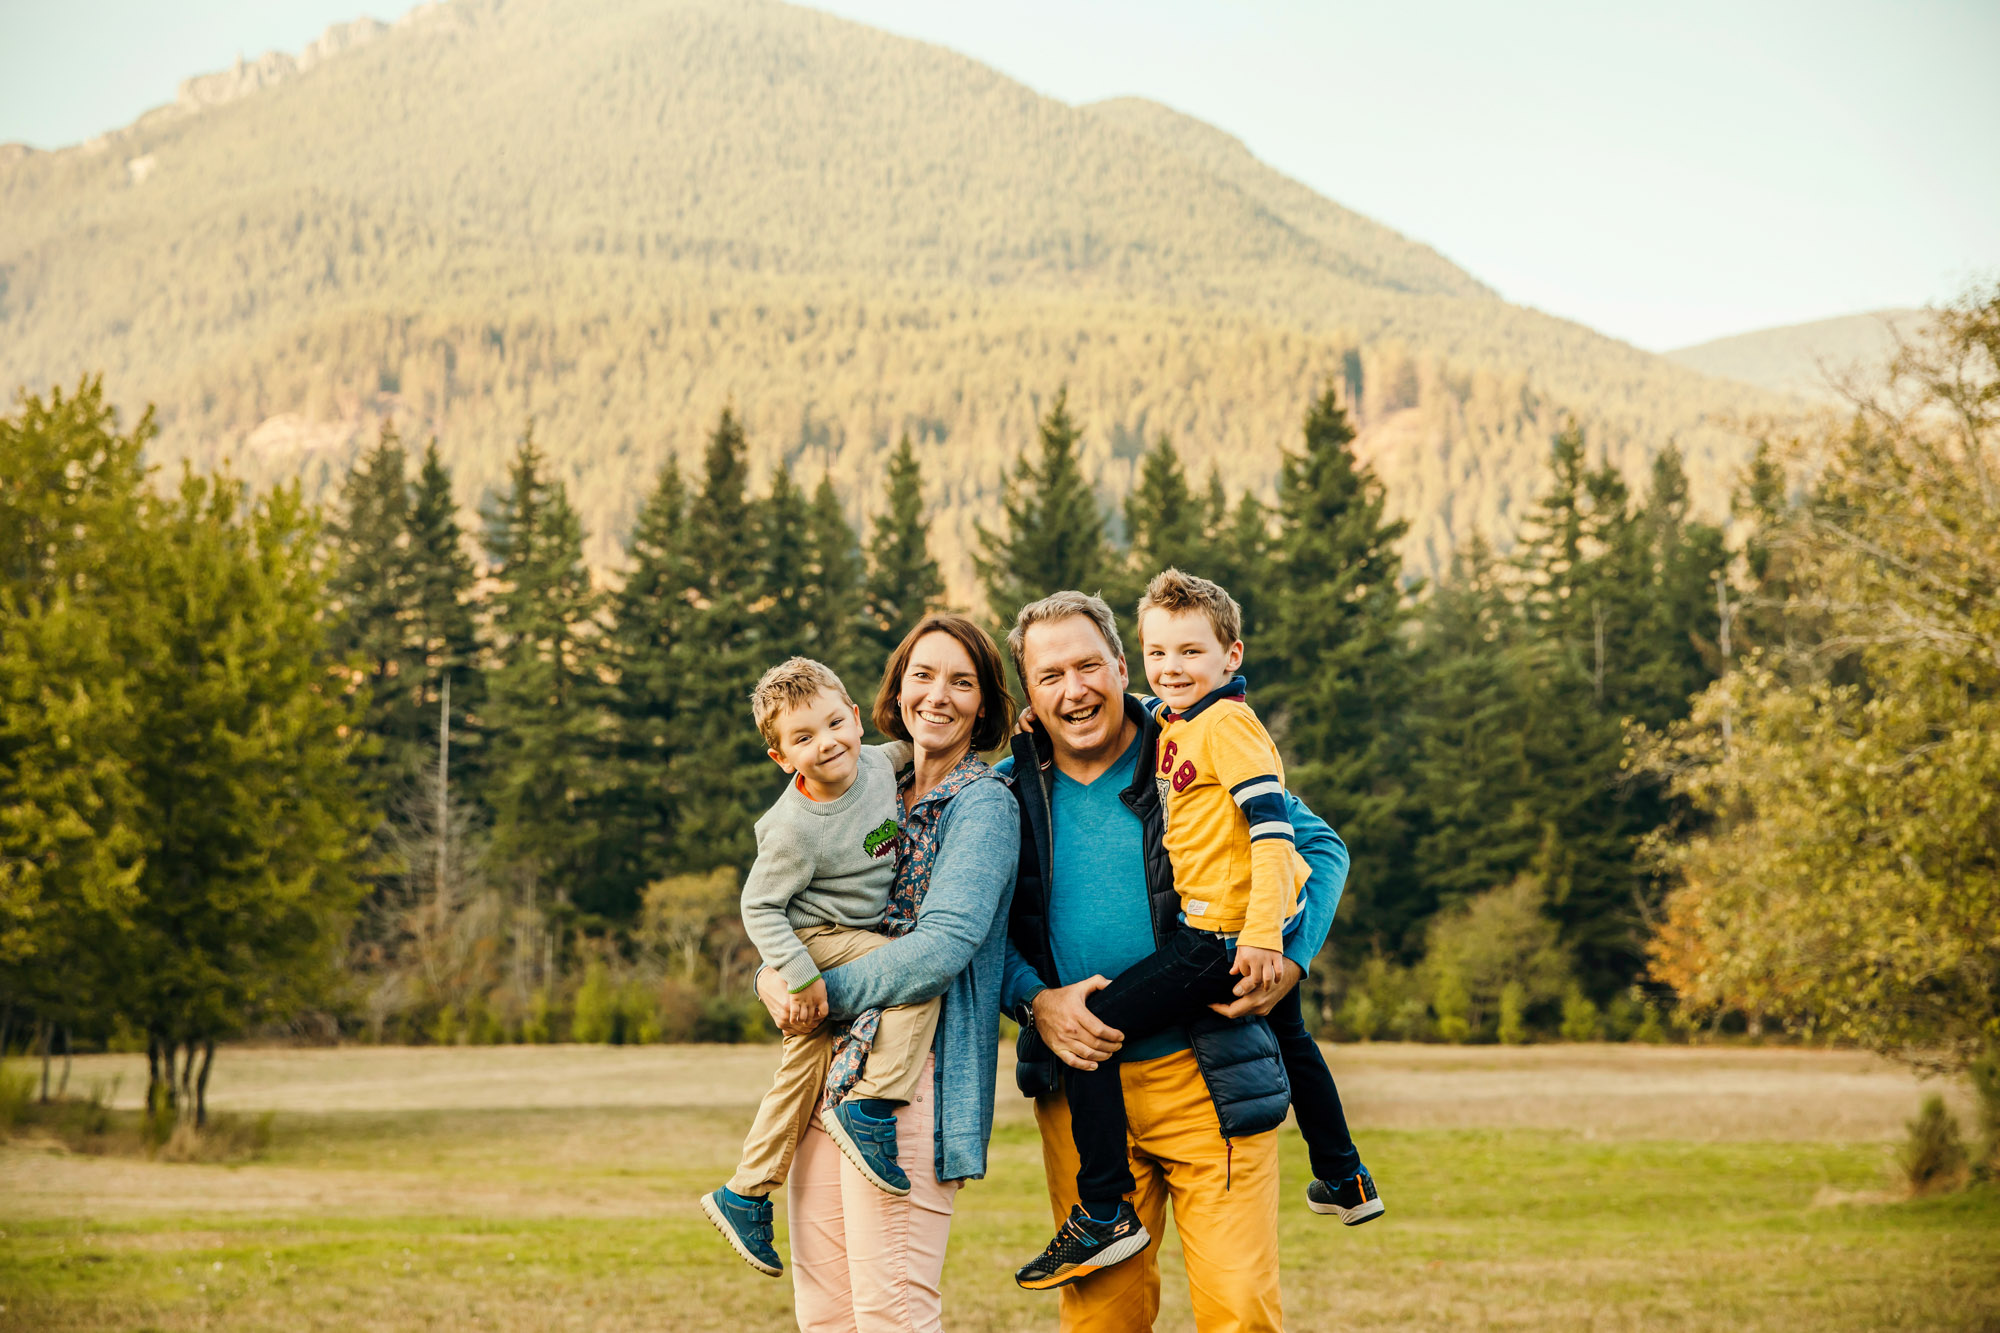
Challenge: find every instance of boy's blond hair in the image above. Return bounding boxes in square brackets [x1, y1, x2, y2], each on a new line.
[751, 657, 852, 749]
[1137, 568, 1243, 648]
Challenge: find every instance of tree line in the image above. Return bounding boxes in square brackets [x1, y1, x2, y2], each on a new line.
[4, 285, 1994, 1133]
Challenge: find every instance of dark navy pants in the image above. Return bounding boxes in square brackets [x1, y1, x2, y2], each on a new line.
[1066, 924, 1362, 1204]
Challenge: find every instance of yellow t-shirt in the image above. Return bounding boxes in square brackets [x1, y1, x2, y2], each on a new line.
[1155, 686, 1310, 952]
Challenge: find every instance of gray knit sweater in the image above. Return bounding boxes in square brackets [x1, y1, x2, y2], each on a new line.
[740, 743, 911, 991]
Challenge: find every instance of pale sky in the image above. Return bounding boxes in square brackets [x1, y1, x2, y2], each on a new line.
[2, 0, 1994, 350]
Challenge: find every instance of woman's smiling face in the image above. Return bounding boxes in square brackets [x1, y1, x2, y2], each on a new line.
[899, 630, 984, 757]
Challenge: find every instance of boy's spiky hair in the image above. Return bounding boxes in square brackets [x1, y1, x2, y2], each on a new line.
[751, 657, 852, 749]
[1137, 568, 1243, 648]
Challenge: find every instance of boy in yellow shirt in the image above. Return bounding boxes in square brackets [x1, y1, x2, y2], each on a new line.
[1017, 569, 1381, 1292]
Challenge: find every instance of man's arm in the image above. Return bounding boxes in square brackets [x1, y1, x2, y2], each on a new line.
[1283, 791, 1348, 974]
[1208, 791, 1349, 1019]
[819, 781, 1020, 1017]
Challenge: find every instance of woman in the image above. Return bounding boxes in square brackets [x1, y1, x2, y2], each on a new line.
[756, 613, 1020, 1332]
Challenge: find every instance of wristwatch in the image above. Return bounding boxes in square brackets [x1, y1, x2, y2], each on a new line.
[1016, 986, 1048, 1028]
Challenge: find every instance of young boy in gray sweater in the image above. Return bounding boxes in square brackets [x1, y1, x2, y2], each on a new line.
[700, 657, 936, 1278]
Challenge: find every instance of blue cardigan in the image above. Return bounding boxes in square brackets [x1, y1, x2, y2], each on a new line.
[819, 775, 1020, 1183]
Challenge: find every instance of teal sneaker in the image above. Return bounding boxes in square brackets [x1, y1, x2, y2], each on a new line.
[699, 1187, 783, 1276]
[821, 1101, 910, 1196]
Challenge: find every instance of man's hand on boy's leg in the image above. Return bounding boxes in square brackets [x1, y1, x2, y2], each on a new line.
[1031, 976, 1124, 1071]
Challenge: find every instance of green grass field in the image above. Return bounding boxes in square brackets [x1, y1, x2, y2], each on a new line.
[1, 1044, 1993, 1330]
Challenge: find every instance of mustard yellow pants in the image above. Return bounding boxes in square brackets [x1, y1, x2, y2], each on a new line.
[1035, 1048, 1284, 1333]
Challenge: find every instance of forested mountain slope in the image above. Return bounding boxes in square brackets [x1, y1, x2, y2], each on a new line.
[0, 0, 1782, 587]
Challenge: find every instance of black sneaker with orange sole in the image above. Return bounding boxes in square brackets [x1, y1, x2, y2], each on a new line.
[1015, 1202, 1151, 1290]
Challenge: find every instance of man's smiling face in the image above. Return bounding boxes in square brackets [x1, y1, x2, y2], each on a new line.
[1020, 614, 1129, 762]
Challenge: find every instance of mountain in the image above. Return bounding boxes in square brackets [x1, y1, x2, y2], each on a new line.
[1667, 309, 1931, 403]
[0, 0, 1786, 592]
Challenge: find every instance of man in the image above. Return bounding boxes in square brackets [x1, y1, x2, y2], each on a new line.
[997, 591, 1349, 1333]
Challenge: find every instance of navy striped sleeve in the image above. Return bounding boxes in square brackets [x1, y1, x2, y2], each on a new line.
[1229, 776, 1295, 843]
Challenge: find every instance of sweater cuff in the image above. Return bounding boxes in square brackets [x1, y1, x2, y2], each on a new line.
[776, 951, 822, 992]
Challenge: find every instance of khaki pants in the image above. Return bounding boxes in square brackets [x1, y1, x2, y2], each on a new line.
[727, 924, 941, 1198]
[1036, 1049, 1284, 1333]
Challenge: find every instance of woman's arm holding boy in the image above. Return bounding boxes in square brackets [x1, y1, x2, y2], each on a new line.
[759, 781, 1020, 1022]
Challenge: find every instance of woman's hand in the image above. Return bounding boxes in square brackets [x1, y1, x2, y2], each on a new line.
[1032, 977, 1125, 1070]
[756, 967, 820, 1037]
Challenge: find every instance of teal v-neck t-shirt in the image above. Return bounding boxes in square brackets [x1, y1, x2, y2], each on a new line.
[1047, 733, 1190, 1064]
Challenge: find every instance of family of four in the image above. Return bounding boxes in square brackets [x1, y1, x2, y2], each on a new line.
[697, 573, 1382, 1332]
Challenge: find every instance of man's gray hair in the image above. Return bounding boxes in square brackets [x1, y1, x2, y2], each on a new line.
[1007, 590, 1125, 682]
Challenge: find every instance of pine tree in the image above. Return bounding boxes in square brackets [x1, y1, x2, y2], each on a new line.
[1213, 490, 1273, 642]
[859, 434, 944, 660]
[123, 474, 368, 1126]
[807, 473, 864, 685]
[666, 409, 778, 875]
[1124, 434, 1210, 577]
[482, 427, 614, 911]
[756, 466, 817, 656]
[975, 388, 1112, 623]
[1263, 386, 1416, 943]
[1406, 540, 1544, 944]
[0, 380, 149, 1058]
[406, 438, 483, 782]
[603, 459, 696, 892]
[325, 425, 424, 789]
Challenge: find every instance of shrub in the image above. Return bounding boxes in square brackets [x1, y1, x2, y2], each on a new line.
[1969, 1047, 2000, 1179]
[617, 979, 661, 1044]
[1433, 966, 1471, 1044]
[1497, 982, 1528, 1045]
[1422, 876, 1573, 1031]
[1899, 1095, 1968, 1196]
[1560, 986, 1602, 1042]
[523, 986, 556, 1044]
[1339, 991, 1381, 1042]
[1388, 997, 1431, 1042]
[572, 962, 618, 1044]
[1633, 1005, 1668, 1044]
[0, 1061, 31, 1132]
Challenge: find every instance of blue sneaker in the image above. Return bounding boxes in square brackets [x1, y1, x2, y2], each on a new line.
[820, 1101, 910, 1196]
[699, 1187, 783, 1276]
[1306, 1166, 1385, 1225]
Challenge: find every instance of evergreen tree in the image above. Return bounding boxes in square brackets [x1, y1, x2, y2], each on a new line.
[325, 425, 424, 788]
[1406, 540, 1543, 942]
[604, 458, 697, 896]
[666, 409, 777, 875]
[0, 380, 149, 1057]
[482, 428, 614, 912]
[756, 466, 817, 656]
[1263, 386, 1416, 944]
[1213, 490, 1273, 643]
[1124, 434, 1210, 577]
[405, 439, 483, 781]
[858, 434, 943, 660]
[123, 473, 368, 1125]
[975, 388, 1112, 623]
[807, 473, 864, 684]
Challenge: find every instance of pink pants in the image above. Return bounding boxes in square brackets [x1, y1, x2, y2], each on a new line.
[788, 1053, 960, 1332]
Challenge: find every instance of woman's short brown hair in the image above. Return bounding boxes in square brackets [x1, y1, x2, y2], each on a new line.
[872, 613, 1015, 754]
